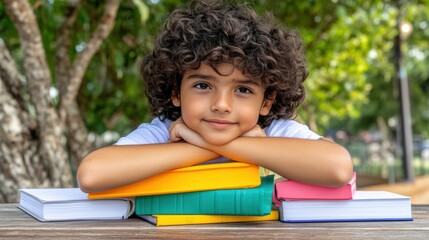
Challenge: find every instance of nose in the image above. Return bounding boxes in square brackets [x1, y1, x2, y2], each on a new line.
[211, 91, 232, 113]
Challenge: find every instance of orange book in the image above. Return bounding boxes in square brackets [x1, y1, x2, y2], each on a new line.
[88, 162, 260, 199]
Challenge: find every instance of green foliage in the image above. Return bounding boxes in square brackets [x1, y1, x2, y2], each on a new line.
[254, 0, 429, 139]
[1, 0, 428, 140]
[77, 0, 153, 134]
[328, 0, 429, 139]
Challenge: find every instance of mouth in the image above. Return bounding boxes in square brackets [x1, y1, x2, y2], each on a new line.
[204, 119, 235, 129]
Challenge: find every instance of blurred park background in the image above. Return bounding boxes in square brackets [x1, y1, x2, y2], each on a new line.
[1, 0, 428, 203]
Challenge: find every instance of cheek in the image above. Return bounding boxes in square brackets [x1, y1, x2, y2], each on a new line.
[179, 98, 202, 126]
[238, 106, 261, 128]
[243, 104, 263, 118]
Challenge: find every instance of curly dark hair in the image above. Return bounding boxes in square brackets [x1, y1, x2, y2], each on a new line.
[141, 0, 308, 128]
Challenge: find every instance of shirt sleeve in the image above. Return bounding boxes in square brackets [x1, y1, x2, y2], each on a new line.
[115, 117, 172, 145]
[264, 119, 321, 140]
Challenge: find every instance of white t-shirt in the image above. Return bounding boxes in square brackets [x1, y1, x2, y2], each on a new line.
[117, 117, 320, 144]
[116, 117, 321, 164]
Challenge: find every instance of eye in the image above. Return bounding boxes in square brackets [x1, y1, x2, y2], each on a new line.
[235, 86, 253, 94]
[194, 82, 210, 90]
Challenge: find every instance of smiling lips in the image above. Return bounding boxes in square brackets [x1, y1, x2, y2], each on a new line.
[204, 119, 235, 129]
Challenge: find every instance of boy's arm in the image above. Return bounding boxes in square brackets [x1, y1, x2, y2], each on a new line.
[209, 136, 353, 187]
[172, 122, 353, 187]
[77, 142, 220, 193]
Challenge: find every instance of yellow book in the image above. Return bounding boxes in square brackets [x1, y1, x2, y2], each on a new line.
[139, 210, 279, 226]
[89, 162, 260, 199]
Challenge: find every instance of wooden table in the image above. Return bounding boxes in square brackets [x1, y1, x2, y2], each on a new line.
[1, 204, 429, 239]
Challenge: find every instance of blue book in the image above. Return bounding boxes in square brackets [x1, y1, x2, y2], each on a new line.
[278, 191, 413, 222]
[135, 175, 274, 216]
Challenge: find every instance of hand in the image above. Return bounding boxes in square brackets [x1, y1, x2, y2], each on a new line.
[168, 117, 187, 143]
[168, 118, 208, 148]
[241, 125, 267, 138]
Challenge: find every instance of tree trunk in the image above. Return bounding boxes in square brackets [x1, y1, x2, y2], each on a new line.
[0, 0, 121, 203]
[3, 0, 73, 201]
[0, 39, 51, 202]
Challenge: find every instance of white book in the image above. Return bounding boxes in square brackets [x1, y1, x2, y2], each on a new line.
[18, 188, 135, 222]
[279, 191, 413, 223]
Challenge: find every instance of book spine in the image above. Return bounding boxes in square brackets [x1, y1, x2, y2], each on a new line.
[135, 175, 274, 216]
[274, 172, 356, 201]
[88, 162, 261, 199]
[152, 210, 279, 226]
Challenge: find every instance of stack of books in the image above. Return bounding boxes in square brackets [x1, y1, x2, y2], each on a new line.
[19, 162, 278, 225]
[88, 162, 278, 226]
[18, 164, 413, 225]
[272, 172, 413, 222]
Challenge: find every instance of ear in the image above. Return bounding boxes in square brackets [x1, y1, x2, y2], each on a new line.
[171, 89, 181, 107]
[260, 92, 276, 116]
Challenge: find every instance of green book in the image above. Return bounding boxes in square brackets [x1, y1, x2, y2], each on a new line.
[135, 175, 274, 216]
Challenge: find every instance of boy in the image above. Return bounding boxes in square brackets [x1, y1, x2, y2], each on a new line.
[77, 0, 353, 193]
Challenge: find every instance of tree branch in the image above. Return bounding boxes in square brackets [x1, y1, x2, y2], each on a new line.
[0, 38, 37, 130]
[54, 0, 91, 171]
[61, 0, 121, 109]
[0, 38, 26, 109]
[54, 0, 120, 169]
[55, 0, 81, 100]
[4, 0, 53, 111]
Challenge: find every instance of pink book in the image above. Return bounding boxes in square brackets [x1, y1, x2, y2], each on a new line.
[273, 172, 356, 206]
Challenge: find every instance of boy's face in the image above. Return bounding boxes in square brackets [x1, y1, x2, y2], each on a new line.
[171, 63, 274, 146]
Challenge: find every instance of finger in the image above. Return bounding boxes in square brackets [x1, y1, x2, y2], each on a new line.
[169, 134, 183, 142]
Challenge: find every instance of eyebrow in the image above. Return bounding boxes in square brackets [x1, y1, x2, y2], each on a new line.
[233, 79, 262, 87]
[185, 74, 261, 86]
[185, 74, 214, 81]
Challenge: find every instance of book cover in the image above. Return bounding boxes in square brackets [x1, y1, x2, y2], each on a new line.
[89, 162, 260, 199]
[273, 172, 356, 205]
[18, 188, 135, 222]
[135, 175, 274, 216]
[138, 210, 279, 226]
[278, 190, 413, 223]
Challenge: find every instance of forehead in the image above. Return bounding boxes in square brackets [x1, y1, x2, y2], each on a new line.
[184, 63, 262, 85]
